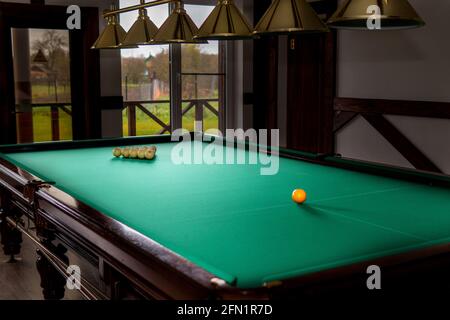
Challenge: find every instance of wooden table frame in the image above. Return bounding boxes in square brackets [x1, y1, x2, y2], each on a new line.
[1, 134, 450, 299]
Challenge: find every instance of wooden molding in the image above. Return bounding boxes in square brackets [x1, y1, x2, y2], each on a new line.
[333, 111, 358, 132]
[335, 97, 450, 119]
[100, 96, 124, 110]
[362, 114, 442, 173]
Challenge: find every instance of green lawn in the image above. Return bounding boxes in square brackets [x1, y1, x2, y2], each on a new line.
[122, 102, 219, 136]
[33, 107, 73, 142]
[31, 84, 72, 141]
[32, 84, 71, 104]
[30, 82, 220, 141]
[32, 102, 219, 142]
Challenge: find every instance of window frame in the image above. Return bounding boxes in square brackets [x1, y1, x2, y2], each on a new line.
[0, 3, 101, 144]
[169, 0, 226, 133]
[120, 0, 227, 135]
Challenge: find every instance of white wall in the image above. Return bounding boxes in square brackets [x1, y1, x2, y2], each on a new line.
[336, 0, 450, 174]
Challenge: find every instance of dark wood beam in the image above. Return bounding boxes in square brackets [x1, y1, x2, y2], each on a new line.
[100, 96, 124, 110]
[136, 104, 170, 132]
[182, 102, 195, 116]
[0, 5, 17, 145]
[334, 111, 358, 132]
[127, 105, 136, 136]
[203, 101, 219, 117]
[335, 97, 450, 119]
[69, 7, 101, 140]
[362, 114, 442, 173]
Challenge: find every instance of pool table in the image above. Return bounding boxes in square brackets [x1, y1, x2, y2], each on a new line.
[1, 134, 450, 299]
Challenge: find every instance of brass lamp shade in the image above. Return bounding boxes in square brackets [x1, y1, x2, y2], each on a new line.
[195, 0, 253, 40]
[327, 0, 425, 30]
[254, 0, 329, 35]
[152, 1, 201, 44]
[123, 9, 159, 45]
[92, 15, 136, 49]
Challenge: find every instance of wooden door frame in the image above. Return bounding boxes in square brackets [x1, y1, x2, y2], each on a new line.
[0, 2, 101, 145]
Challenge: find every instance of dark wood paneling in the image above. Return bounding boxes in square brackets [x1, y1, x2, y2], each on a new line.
[0, 6, 16, 145]
[253, 0, 278, 132]
[362, 114, 442, 173]
[253, 37, 278, 131]
[320, 29, 337, 152]
[335, 97, 450, 119]
[286, 30, 336, 154]
[285, 1, 338, 154]
[69, 7, 101, 140]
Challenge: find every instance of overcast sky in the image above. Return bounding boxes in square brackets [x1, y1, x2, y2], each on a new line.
[119, 0, 218, 58]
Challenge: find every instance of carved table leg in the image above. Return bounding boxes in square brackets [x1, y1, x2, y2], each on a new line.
[0, 208, 23, 263]
[36, 243, 68, 300]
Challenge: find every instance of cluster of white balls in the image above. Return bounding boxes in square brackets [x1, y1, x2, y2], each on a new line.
[113, 146, 157, 160]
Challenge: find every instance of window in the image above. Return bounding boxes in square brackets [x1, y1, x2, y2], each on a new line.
[120, 0, 170, 136]
[181, 4, 225, 135]
[12, 28, 73, 142]
[120, 0, 226, 137]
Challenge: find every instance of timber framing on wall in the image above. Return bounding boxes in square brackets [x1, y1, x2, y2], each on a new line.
[333, 97, 450, 173]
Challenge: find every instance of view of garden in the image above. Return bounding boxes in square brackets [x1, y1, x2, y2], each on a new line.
[22, 4, 223, 143]
[25, 29, 72, 142]
[121, 43, 222, 136]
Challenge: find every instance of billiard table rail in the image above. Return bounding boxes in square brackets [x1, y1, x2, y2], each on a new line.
[1, 134, 450, 299]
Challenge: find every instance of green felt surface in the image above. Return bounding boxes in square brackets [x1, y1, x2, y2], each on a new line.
[2, 141, 450, 288]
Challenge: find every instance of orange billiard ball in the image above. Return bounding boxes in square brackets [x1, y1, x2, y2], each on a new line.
[292, 189, 307, 204]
